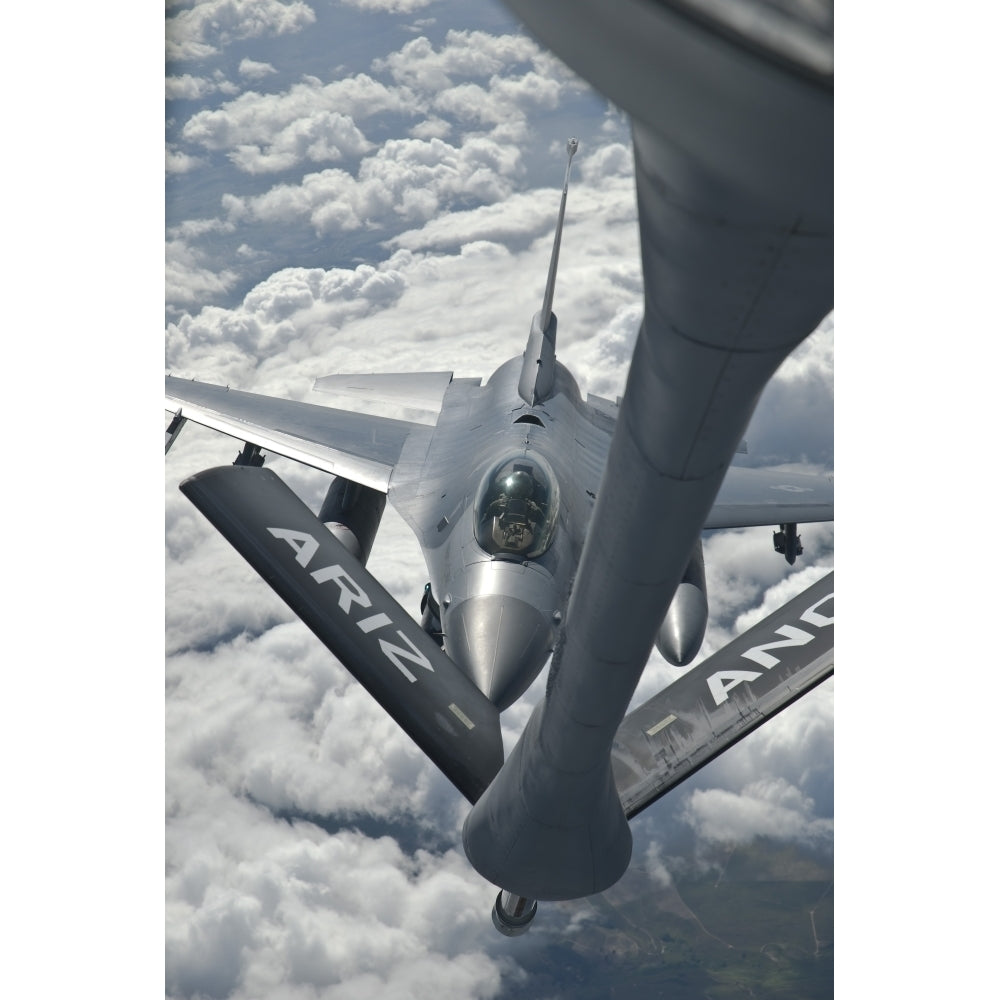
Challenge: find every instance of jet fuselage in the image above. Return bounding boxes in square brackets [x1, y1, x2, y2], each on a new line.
[402, 354, 615, 710]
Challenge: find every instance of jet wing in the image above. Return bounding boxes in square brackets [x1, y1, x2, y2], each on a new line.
[312, 371, 457, 425]
[166, 375, 429, 492]
[704, 466, 833, 529]
[612, 572, 833, 819]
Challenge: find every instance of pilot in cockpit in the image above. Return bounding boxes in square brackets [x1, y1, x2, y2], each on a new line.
[475, 455, 558, 559]
[483, 468, 544, 553]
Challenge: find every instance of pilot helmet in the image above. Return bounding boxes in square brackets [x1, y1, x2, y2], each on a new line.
[501, 469, 534, 500]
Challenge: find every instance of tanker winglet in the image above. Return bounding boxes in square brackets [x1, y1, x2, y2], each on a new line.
[518, 137, 578, 407]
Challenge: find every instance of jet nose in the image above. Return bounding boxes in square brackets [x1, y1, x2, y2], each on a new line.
[445, 595, 554, 711]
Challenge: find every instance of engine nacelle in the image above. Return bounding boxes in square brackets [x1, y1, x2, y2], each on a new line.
[655, 538, 708, 666]
[318, 477, 386, 567]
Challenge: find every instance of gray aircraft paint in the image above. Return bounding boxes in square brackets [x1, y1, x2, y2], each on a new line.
[613, 571, 833, 819]
[461, 0, 832, 900]
[179, 464, 505, 804]
[165, 0, 833, 922]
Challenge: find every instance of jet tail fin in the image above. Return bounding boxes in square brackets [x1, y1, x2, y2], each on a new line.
[518, 138, 578, 407]
[180, 464, 505, 803]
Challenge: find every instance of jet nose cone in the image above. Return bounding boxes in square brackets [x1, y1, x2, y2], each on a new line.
[445, 596, 554, 711]
[656, 581, 709, 667]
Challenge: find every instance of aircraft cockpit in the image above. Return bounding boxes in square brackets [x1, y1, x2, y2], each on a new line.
[474, 454, 559, 558]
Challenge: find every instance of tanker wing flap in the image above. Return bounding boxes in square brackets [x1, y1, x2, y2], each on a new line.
[613, 572, 833, 819]
[179, 464, 505, 803]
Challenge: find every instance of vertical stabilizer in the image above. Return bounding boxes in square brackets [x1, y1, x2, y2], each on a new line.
[518, 138, 578, 407]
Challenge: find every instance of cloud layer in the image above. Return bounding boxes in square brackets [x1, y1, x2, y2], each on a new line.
[165, 2, 833, 995]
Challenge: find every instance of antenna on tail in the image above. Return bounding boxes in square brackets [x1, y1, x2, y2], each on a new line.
[518, 138, 578, 407]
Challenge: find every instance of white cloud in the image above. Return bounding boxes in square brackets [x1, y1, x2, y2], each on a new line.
[388, 188, 553, 252]
[181, 74, 419, 173]
[683, 777, 833, 847]
[166, 814, 510, 998]
[183, 74, 416, 158]
[225, 134, 524, 233]
[166, 236, 242, 308]
[166, 0, 317, 62]
[166, 146, 207, 174]
[166, 74, 217, 101]
[166, 70, 239, 100]
[374, 31, 582, 144]
[373, 30, 542, 92]
[342, 0, 434, 11]
[408, 115, 452, 140]
[165, 259, 408, 375]
[239, 57, 278, 79]
[643, 840, 675, 890]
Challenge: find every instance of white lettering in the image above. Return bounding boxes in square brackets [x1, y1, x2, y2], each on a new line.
[800, 592, 834, 628]
[740, 625, 813, 669]
[267, 525, 438, 690]
[357, 612, 392, 634]
[267, 527, 319, 568]
[708, 669, 763, 706]
[705, 589, 833, 705]
[379, 630, 435, 683]
[311, 565, 372, 615]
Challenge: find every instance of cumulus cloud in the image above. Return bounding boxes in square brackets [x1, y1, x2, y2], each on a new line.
[167, 236, 242, 309]
[433, 71, 561, 130]
[225, 134, 523, 233]
[166, 260, 408, 375]
[373, 30, 541, 92]
[342, 0, 434, 11]
[644, 840, 676, 890]
[182, 74, 417, 172]
[166, 146, 207, 174]
[371, 30, 586, 142]
[683, 777, 833, 848]
[166, 0, 317, 62]
[238, 57, 278, 79]
[166, 74, 217, 101]
[167, 69, 240, 101]
[743, 315, 834, 466]
[166, 821, 509, 998]
[388, 188, 567, 252]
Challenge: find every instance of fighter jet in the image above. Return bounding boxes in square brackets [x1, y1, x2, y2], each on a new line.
[166, 0, 833, 934]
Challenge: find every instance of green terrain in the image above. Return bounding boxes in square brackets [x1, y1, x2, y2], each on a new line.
[505, 838, 833, 1000]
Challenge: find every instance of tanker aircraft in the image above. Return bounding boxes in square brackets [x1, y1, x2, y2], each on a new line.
[166, 0, 833, 934]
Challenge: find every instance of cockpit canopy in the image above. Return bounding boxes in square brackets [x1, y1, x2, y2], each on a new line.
[474, 453, 559, 559]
